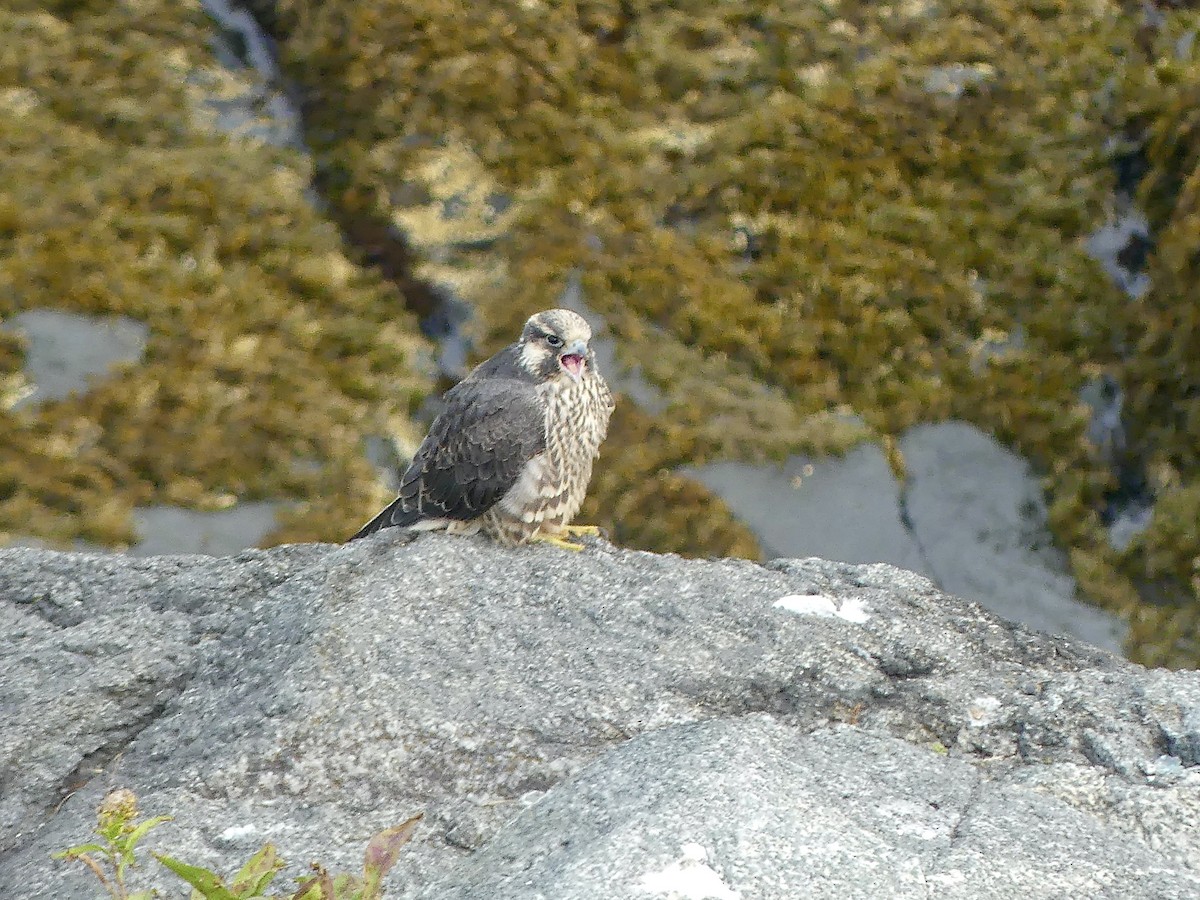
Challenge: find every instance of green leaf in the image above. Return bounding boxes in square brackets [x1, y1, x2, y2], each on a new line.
[154, 853, 239, 900]
[115, 852, 133, 884]
[117, 833, 146, 875]
[52, 843, 107, 859]
[291, 865, 336, 900]
[127, 815, 174, 847]
[330, 872, 359, 899]
[96, 820, 124, 843]
[290, 879, 323, 900]
[309, 865, 335, 900]
[230, 844, 283, 896]
[360, 815, 421, 898]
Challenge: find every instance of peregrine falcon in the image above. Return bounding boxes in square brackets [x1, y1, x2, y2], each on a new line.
[351, 308, 615, 550]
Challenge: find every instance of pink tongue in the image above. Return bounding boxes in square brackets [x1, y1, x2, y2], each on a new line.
[562, 354, 584, 376]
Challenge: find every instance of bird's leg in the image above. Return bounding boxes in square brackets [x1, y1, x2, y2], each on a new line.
[528, 531, 585, 552]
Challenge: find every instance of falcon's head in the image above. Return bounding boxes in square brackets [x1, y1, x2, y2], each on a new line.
[518, 309, 595, 383]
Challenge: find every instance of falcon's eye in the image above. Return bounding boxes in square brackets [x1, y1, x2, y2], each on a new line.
[545, 334, 564, 348]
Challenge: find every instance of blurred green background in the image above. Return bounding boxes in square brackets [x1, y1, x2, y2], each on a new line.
[1, 0, 1197, 667]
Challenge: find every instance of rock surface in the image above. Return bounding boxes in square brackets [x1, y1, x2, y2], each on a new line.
[130, 502, 284, 558]
[0, 310, 148, 410]
[1, 536, 1198, 899]
[688, 443, 927, 572]
[690, 421, 1127, 654]
[424, 720, 1197, 900]
[899, 422, 1127, 653]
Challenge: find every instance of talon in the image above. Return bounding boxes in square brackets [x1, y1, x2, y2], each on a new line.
[559, 524, 601, 536]
[529, 533, 585, 552]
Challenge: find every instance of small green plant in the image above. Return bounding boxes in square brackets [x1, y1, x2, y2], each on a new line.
[155, 815, 422, 900]
[55, 788, 422, 900]
[153, 844, 284, 900]
[52, 788, 172, 900]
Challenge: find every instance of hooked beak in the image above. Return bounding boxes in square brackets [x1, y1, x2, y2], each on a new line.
[559, 339, 588, 381]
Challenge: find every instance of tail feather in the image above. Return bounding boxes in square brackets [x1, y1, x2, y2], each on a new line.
[348, 495, 421, 542]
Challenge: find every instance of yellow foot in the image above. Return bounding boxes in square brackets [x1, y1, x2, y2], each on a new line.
[558, 524, 601, 536]
[529, 532, 585, 552]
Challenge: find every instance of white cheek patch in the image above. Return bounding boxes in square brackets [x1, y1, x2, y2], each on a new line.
[519, 341, 544, 374]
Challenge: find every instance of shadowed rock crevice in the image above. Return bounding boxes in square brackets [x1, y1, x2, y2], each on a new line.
[43, 690, 180, 832]
[205, 0, 455, 337]
[896, 479, 941, 592]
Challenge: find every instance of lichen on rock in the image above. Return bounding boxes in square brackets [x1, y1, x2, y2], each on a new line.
[1108, 10, 1200, 667]
[244, 0, 1200, 662]
[0, 0, 431, 547]
[6, 0, 1200, 665]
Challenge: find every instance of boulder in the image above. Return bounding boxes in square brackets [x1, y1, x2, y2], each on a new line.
[1, 535, 1197, 898]
[690, 421, 1128, 655]
[899, 422, 1127, 652]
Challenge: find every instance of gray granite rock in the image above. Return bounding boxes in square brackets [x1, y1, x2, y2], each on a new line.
[689, 421, 1127, 655]
[0, 309, 148, 409]
[687, 445, 927, 572]
[900, 422, 1126, 653]
[420, 718, 1200, 900]
[1, 535, 1197, 898]
[0, 544, 328, 860]
[130, 502, 284, 557]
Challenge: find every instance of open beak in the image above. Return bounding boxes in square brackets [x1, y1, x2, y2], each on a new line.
[559, 340, 588, 381]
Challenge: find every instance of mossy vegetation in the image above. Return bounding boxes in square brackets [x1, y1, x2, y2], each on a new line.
[245, 0, 1200, 664]
[0, 1, 431, 547]
[1115, 19, 1200, 667]
[5, 1, 1199, 664]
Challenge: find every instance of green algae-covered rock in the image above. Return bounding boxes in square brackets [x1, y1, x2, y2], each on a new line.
[0, 1, 431, 547]
[1110, 15, 1200, 668]
[245, 0, 1200, 664]
[8, 0, 1200, 665]
[1126, 483, 1200, 668]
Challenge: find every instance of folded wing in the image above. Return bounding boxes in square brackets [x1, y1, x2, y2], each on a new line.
[350, 377, 547, 540]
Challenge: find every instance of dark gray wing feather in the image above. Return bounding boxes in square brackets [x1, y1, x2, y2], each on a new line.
[350, 375, 546, 540]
